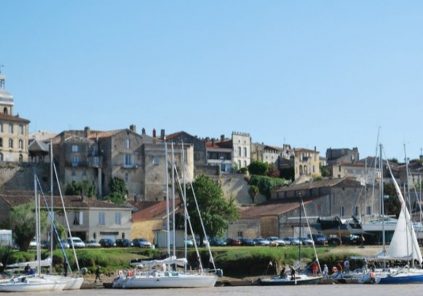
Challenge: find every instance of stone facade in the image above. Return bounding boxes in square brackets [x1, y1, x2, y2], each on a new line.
[232, 132, 251, 169]
[293, 148, 321, 181]
[0, 73, 30, 162]
[326, 147, 359, 166]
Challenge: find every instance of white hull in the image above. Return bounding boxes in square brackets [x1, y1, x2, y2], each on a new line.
[0, 276, 66, 292]
[117, 273, 217, 288]
[44, 275, 84, 290]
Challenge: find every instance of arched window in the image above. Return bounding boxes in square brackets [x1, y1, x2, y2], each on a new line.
[8, 139, 13, 148]
[19, 139, 23, 149]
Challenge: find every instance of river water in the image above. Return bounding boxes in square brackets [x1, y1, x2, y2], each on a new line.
[5, 285, 421, 296]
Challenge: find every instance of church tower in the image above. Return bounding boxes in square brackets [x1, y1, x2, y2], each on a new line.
[0, 69, 30, 162]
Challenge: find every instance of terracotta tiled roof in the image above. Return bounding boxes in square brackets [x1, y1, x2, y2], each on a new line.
[205, 140, 232, 149]
[0, 113, 30, 123]
[132, 199, 181, 221]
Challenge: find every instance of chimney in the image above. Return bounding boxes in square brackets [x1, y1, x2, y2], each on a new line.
[129, 124, 136, 133]
[160, 129, 165, 140]
[142, 128, 146, 135]
[220, 134, 225, 142]
[84, 126, 90, 138]
[152, 128, 156, 138]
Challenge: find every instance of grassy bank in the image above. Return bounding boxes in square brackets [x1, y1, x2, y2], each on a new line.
[1, 246, 366, 278]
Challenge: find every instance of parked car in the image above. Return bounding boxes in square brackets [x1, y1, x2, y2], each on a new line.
[67, 237, 86, 248]
[85, 240, 101, 248]
[284, 237, 301, 245]
[266, 236, 288, 247]
[311, 234, 328, 246]
[209, 237, 227, 246]
[226, 238, 241, 246]
[132, 238, 153, 248]
[253, 238, 271, 246]
[327, 235, 342, 246]
[115, 239, 132, 247]
[184, 239, 194, 247]
[300, 237, 314, 245]
[99, 238, 115, 248]
[240, 238, 256, 246]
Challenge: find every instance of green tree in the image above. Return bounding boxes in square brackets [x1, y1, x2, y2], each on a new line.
[384, 183, 401, 217]
[65, 180, 96, 197]
[320, 165, 331, 177]
[249, 175, 290, 200]
[267, 165, 280, 178]
[106, 177, 127, 205]
[248, 161, 269, 176]
[248, 185, 259, 204]
[186, 175, 238, 245]
[10, 202, 48, 251]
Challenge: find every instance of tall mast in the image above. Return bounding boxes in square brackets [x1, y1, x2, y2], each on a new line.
[298, 193, 302, 265]
[49, 139, 54, 274]
[164, 141, 170, 257]
[182, 141, 187, 271]
[380, 144, 386, 259]
[171, 142, 176, 257]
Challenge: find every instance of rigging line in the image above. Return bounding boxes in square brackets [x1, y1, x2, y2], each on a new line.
[34, 174, 72, 272]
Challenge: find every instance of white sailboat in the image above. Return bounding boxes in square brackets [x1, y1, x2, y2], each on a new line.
[0, 176, 67, 292]
[373, 156, 423, 284]
[113, 142, 217, 289]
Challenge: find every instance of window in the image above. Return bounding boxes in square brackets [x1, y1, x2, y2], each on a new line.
[125, 138, 130, 149]
[71, 145, 79, 152]
[238, 147, 241, 157]
[19, 125, 24, 135]
[124, 154, 133, 166]
[340, 206, 345, 217]
[8, 123, 13, 134]
[237, 231, 243, 237]
[0, 123, 2, 133]
[152, 156, 160, 165]
[244, 147, 247, 157]
[115, 212, 121, 225]
[8, 139, 13, 148]
[0, 153, 3, 161]
[366, 206, 371, 215]
[0, 138, 2, 147]
[18, 139, 23, 149]
[98, 212, 105, 225]
[338, 165, 342, 172]
[73, 211, 83, 225]
[72, 156, 79, 166]
[354, 206, 359, 216]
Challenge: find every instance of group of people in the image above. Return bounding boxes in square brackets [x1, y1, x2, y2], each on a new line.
[278, 258, 352, 280]
[279, 266, 297, 280]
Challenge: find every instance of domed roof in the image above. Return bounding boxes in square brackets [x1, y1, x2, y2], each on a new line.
[0, 74, 14, 106]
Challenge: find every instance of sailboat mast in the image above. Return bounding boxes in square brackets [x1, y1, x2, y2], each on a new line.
[298, 193, 302, 265]
[49, 139, 54, 274]
[182, 141, 188, 272]
[34, 174, 41, 276]
[164, 142, 170, 257]
[380, 144, 386, 259]
[171, 143, 176, 257]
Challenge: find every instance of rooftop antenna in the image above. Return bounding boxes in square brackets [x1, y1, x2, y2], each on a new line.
[0, 64, 4, 74]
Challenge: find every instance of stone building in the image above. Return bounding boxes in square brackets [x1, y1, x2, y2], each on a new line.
[326, 147, 359, 166]
[166, 131, 207, 166]
[232, 132, 251, 169]
[0, 72, 30, 162]
[52, 126, 194, 202]
[293, 147, 321, 181]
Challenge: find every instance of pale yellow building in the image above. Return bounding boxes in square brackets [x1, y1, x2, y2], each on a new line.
[0, 72, 30, 162]
[293, 147, 321, 181]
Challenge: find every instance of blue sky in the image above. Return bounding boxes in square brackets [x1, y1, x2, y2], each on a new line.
[1, 1, 422, 160]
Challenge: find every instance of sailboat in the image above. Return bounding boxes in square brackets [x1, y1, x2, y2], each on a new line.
[113, 142, 218, 289]
[0, 176, 67, 293]
[260, 199, 322, 285]
[373, 156, 423, 284]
